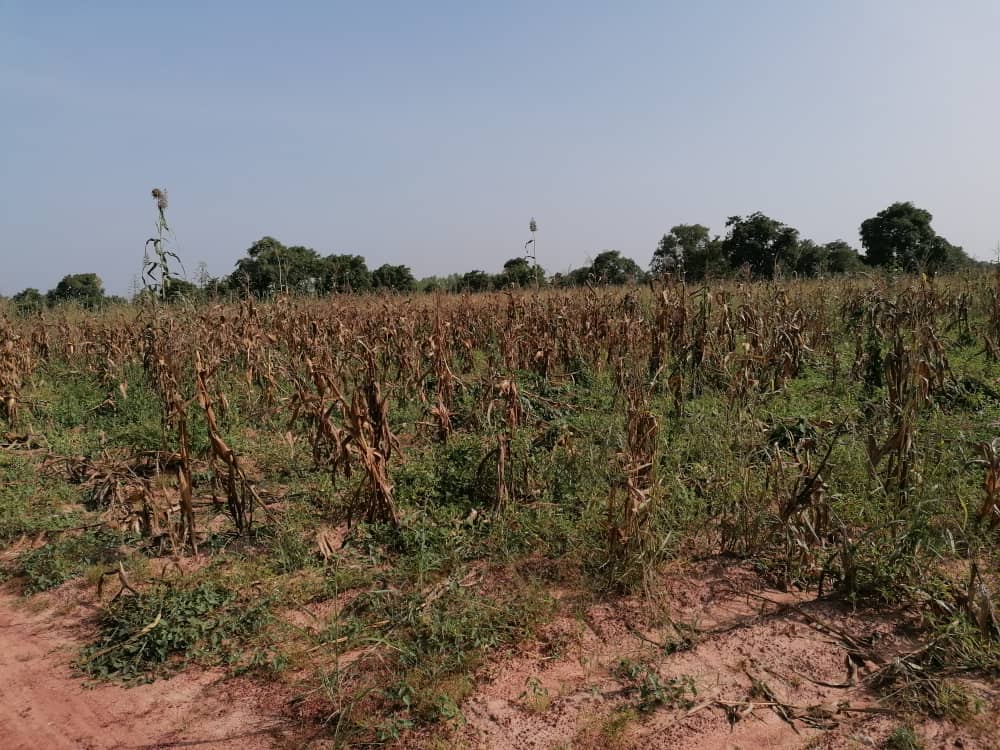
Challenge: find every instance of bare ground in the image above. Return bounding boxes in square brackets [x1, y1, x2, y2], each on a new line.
[424, 559, 1000, 750]
[1, 560, 997, 750]
[0, 582, 296, 750]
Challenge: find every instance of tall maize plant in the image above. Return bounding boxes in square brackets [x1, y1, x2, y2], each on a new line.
[144, 188, 185, 301]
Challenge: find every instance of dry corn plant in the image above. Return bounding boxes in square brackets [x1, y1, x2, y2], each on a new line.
[648, 281, 687, 384]
[195, 350, 260, 535]
[767, 428, 840, 587]
[0, 318, 29, 427]
[301, 347, 400, 527]
[423, 313, 461, 442]
[232, 298, 281, 413]
[141, 320, 198, 552]
[284, 357, 346, 474]
[866, 330, 921, 500]
[477, 374, 526, 508]
[985, 269, 1000, 360]
[974, 439, 1000, 529]
[606, 378, 659, 578]
[341, 350, 399, 526]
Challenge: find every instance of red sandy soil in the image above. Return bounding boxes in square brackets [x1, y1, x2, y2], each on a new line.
[1, 559, 997, 750]
[0, 582, 296, 750]
[422, 559, 1000, 750]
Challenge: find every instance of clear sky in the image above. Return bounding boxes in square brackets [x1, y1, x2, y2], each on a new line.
[2, 1, 998, 295]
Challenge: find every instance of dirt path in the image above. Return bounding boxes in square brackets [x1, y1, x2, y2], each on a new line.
[0, 586, 290, 750]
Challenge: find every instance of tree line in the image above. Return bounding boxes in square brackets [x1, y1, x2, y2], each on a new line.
[5, 201, 986, 312]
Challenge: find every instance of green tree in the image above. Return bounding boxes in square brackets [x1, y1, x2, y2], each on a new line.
[788, 239, 826, 277]
[371, 264, 416, 293]
[163, 277, 200, 302]
[459, 270, 494, 292]
[227, 237, 322, 296]
[418, 273, 465, 293]
[824, 240, 864, 274]
[590, 250, 643, 285]
[859, 202, 959, 272]
[46, 273, 106, 309]
[12, 288, 45, 314]
[320, 254, 371, 294]
[937, 241, 976, 272]
[496, 257, 544, 288]
[722, 212, 800, 278]
[651, 224, 726, 280]
[651, 233, 684, 276]
[564, 266, 594, 286]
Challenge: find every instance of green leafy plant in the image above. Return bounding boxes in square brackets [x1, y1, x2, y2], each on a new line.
[17, 529, 128, 594]
[615, 658, 696, 712]
[80, 581, 270, 681]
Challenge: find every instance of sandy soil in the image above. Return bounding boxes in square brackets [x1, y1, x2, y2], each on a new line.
[1, 559, 996, 750]
[0, 584, 292, 750]
[434, 559, 999, 750]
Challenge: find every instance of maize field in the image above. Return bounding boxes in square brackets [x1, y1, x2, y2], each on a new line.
[1, 271, 999, 748]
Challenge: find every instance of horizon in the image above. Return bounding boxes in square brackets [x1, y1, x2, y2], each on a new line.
[3, 1, 999, 296]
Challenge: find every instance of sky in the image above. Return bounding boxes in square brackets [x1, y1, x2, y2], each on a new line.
[1, 1, 999, 296]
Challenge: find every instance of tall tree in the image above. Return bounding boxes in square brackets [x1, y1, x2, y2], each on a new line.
[859, 202, 955, 272]
[228, 237, 322, 296]
[651, 232, 685, 276]
[824, 240, 865, 274]
[722, 212, 799, 278]
[372, 264, 416, 292]
[788, 239, 826, 277]
[497, 257, 544, 288]
[651, 224, 725, 280]
[47, 273, 106, 309]
[456, 270, 491, 292]
[320, 254, 371, 294]
[163, 277, 200, 302]
[589, 250, 643, 285]
[12, 288, 45, 314]
[937, 241, 976, 272]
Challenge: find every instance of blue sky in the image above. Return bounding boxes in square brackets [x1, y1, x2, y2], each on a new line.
[2, 1, 998, 295]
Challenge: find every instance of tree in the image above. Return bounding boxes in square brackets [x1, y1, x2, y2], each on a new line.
[937, 241, 976, 272]
[651, 224, 726, 280]
[651, 233, 684, 276]
[320, 254, 371, 294]
[722, 212, 800, 278]
[859, 202, 958, 272]
[418, 273, 465, 293]
[589, 250, 643, 285]
[459, 270, 494, 292]
[564, 266, 594, 286]
[371, 264, 416, 292]
[163, 277, 200, 302]
[496, 257, 544, 288]
[47, 273, 106, 309]
[12, 288, 44, 314]
[824, 241, 865, 274]
[789, 239, 826, 277]
[227, 237, 322, 296]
